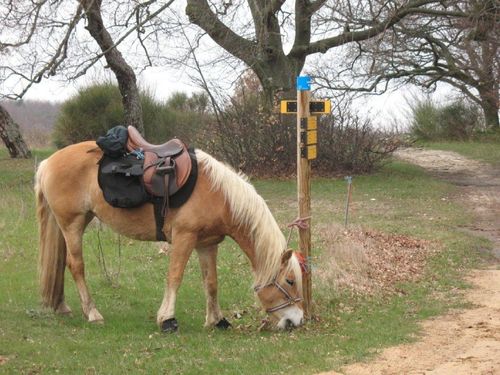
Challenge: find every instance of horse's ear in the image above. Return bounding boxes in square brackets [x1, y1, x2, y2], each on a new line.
[281, 250, 293, 265]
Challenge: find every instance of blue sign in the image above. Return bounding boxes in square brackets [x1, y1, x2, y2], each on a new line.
[296, 76, 311, 91]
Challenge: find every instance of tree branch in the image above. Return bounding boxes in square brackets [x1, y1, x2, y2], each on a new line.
[0, 0, 48, 50]
[73, 0, 175, 79]
[186, 0, 257, 67]
[308, 0, 328, 15]
[306, 0, 439, 55]
[1, 3, 84, 99]
[289, 0, 312, 58]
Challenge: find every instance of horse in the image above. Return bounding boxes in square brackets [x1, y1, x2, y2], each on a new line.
[35, 141, 304, 332]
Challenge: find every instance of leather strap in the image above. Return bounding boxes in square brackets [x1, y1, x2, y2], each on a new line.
[162, 172, 170, 217]
[152, 196, 167, 241]
[254, 278, 303, 313]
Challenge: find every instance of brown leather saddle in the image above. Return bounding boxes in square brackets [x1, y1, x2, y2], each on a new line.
[125, 126, 194, 231]
[126, 126, 192, 199]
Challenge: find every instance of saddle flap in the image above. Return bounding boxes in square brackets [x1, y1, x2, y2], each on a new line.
[172, 149, 192, 190]
[151, 174, 169, 196]
[142, 152, 158, 194]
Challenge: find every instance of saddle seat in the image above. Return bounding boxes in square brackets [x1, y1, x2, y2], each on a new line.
[126, 126, 192, 197]
[127, 126, 185, 158]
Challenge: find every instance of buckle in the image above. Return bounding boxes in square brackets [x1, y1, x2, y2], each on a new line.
[156, 159, 175, 175]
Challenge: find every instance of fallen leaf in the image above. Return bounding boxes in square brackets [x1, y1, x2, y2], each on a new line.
[0, 356, 10, 365]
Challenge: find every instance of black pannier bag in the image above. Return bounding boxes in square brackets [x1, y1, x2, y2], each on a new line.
[97, 154, 150, 208]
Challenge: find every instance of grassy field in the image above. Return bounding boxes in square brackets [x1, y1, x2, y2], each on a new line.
[0, 147, 490, 374]
[419, 141, 500, 166]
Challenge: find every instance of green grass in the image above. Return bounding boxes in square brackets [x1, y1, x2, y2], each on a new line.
[0, 148, 490, 374]
[419, 141, 500, 166]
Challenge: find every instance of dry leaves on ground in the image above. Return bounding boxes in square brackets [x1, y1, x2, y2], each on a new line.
[316, 224, 436, 295]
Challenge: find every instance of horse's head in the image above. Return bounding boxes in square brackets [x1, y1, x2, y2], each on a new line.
[254, 250, 305, 329]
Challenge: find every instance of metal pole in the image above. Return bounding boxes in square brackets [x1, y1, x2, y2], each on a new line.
[344, 176, 352, 228]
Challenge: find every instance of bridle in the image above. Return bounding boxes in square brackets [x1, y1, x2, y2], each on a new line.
[254, 278, 303, 313]
[254, 249, 307, 314]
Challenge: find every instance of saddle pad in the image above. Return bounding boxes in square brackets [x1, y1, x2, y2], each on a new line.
[169, 149, 198, 208]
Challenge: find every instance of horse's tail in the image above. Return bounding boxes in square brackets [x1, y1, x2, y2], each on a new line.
[35, 159, 66, 310]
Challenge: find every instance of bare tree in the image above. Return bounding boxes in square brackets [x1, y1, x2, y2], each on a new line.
[315, 0, 499, 128]
[1, 0, 176, 139]
[185, 0, 449, 105]
[0, 104, 31, 158]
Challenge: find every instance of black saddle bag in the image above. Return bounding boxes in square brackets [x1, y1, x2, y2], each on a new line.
[96, 125, 128, 158]
[98, 154, 150, 208]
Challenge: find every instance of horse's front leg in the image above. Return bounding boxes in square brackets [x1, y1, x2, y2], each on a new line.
[157, 231, 197, 333]
[196, 246, 231, 329]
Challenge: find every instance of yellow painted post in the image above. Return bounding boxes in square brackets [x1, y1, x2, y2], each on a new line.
[296, 77, 312, 318]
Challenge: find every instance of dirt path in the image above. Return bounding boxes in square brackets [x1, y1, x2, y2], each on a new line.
[321, 148, 500, 375]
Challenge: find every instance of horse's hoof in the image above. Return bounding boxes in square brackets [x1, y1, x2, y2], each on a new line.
[161, 318, 178, 333]
[215, 318, 232, 330]
[88, 308, 104, 324]
[55, 301, 72, 315]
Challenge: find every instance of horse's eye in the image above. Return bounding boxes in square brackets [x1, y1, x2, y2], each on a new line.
[285, 278, 295, 286]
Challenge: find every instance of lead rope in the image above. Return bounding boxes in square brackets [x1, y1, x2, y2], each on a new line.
[286, 216, 311, 275]
[286, 216, 311, 248]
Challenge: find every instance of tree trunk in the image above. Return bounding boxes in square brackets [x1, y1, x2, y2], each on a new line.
[255, 56, 306, 108]
[478, 88, 499, 129]
[80, 0, 145, 135]
[0, 105, 32, 158]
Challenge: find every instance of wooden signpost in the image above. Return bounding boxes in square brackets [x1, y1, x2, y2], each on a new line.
[280, 76, 331, 319]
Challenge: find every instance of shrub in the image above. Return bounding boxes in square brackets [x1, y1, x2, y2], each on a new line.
[163, 92, 208, 143]
[409, 99, 441, 141]
[439, 101, 481, 140]
[316, 111, 401, 175]
[53, 84, 123, 148]
[409, 98, 483, 141]
[197, 94, 296, 176]
[199, 93, 400, 177]
[53, 84, 206, 148]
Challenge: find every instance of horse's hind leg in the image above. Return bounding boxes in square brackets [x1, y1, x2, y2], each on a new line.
[60, 214, 103, 323]
[196, 246, 230, 329]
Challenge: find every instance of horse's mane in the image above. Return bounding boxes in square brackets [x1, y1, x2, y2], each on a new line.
[196, 150, 302, 290]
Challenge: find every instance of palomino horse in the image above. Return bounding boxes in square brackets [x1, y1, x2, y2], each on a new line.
[35, 141, 304, 332]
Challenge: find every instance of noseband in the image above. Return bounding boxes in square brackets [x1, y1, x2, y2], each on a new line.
[254, 279, 303, 313]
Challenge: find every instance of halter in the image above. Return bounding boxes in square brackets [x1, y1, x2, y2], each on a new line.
[254, 278, 303, 313]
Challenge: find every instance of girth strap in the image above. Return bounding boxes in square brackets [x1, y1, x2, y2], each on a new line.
[152, 197, 167, 241]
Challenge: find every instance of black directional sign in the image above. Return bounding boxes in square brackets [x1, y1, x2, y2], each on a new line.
[280, 100, 331, 114]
